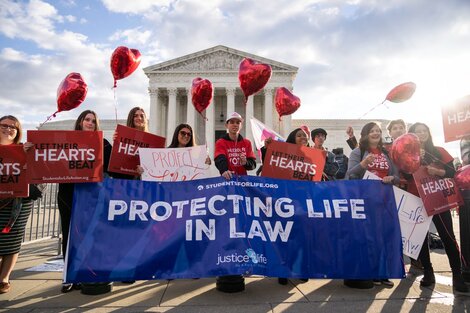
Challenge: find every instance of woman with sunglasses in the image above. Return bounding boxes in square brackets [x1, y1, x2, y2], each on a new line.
[0, 115, 43, 294]
[167, 124, 211, 165]
[407, 122, 468, 293]
[57, 110, 112, 293]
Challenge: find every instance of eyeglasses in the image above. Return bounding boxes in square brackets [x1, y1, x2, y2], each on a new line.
[0, 123, 17, 131]
[179, 130, 192, 137]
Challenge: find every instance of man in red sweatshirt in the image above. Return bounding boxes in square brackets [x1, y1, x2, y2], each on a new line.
[214, 112, 257, 179]
[213, 112, 256, 293]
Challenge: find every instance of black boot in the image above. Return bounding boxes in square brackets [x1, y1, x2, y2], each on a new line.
[420, 268, 435, 287]
[462, 269, 470, 283]
[278, 278, 288, 285]
[343, 279, 374, 289]
[216, 275, 245, 293]
[453, 273, 469, 292]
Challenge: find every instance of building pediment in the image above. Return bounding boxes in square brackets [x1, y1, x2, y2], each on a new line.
[143, 45, 298, 74]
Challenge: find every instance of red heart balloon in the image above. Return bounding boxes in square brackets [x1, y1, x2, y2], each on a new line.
[191, 77, 213, 114]
[110, 46, 142, 87]
[57, 72, 88, 113]
[275, 87, 301, 120]
[238, 58, 272, 101]
[390, 133, 421, 174]
[385, 82, 416, 103]
[455, 165, 470, 190]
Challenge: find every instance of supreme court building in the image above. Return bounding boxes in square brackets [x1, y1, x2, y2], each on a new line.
[143, 45, 298, 157]
[40, 46, 393, 173]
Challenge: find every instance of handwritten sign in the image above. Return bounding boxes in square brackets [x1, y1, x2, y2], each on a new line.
[364, 171, 432, 259]
[26, 130, 103, 183]
[442, 95, 470, 142]
[0, 144, 28, 198]
[139, 146, 209, 182]
[412, 166, 463, 216]
[108, 125, 166, 176]
[261, 141, 326, 181]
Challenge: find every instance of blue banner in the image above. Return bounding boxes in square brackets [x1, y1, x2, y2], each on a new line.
[65, 176, 405, 283]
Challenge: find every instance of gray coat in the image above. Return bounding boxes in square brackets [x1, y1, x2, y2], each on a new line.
[346, 147, 399, 183]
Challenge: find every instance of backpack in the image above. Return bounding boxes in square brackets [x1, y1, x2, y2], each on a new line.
[335, 154, 348, 179]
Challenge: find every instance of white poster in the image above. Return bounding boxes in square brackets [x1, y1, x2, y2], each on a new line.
[363, 171, 432, 259]
[139, 146, 210, 182]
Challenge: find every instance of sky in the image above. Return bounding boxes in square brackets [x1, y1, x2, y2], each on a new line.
[1, 0, 470, 158]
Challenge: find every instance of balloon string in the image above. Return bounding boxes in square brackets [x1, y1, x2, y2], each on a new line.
[113, 87, 118, 123]
[435, 212, 466, 269]
[357, 100, 386, 120]
[40, 111, 59, 128]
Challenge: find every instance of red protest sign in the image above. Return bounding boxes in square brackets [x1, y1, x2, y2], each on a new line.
[413, 166, 463, 216]
[108, 125, 166, 176]
[27, 130, 103, 183]
[442, 95, 470, 142]
[261, 141, 326, 181]
[0, 145, 28, 198]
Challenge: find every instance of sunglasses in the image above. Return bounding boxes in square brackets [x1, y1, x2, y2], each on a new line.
[179, 130, 192, 137]
[0, 123, 17, 131]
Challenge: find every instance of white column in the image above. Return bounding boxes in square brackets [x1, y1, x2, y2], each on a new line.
[226, 87, 235, 115]
[245, 95, 254, 144]
[148, 87, 158, 134]
[264, 88, 274, 129]
[205, 99, 215, 158]
[282, 115, 292, 138]
[157, 93, 165, 136]
[166, 87, 177, 139]
[186, 88, 195, 126]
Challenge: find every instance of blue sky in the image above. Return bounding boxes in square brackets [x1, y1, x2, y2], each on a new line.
[1, 0, 470, 157]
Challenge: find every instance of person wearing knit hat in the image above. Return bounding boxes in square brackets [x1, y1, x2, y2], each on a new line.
[311, 128, 327, 139]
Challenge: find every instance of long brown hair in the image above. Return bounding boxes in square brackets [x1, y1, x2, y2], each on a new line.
[0, 115, 22, 144]
[168, 124, 196, 148]
[408, 122, 441, 164]
[74, 110, 100, 131]
[126, 107, 148, 132]
[359, 122, 384, 153]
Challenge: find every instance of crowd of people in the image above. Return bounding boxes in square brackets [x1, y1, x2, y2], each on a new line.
[1, 111, 469, 296]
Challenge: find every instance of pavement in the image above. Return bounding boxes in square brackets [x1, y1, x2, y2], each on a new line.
[2, 231, 470, 312]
